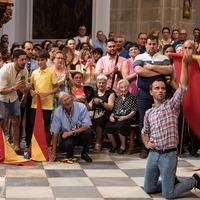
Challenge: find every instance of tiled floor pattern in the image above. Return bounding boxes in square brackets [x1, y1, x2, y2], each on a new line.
[0, 148, 200, 200]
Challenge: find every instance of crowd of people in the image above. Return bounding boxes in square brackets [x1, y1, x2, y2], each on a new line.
[0, 25, 200, 198]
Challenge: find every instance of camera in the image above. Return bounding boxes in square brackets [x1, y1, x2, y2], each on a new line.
[20, 76, 25, 80]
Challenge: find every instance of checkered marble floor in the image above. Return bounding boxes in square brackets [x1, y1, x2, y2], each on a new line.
[0, 148, 200, 200]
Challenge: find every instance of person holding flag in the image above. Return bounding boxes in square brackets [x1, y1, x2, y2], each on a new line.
[30, 49, 58, 148]
[141, 42, 200, 199]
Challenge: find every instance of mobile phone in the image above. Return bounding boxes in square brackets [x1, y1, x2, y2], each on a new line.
[20, 76, 25, 80]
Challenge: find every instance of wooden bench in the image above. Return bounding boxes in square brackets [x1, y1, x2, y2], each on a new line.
[127, 123, 139, 154]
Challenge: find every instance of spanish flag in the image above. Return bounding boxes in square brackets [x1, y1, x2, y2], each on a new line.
[0, 127, 35, 166]
[171, 53, 200, 140]
[30, 95, 49, 161]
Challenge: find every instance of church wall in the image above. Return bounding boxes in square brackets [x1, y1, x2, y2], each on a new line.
[110, 0, 198, 41]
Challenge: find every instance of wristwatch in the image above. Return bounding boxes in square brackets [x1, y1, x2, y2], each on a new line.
[72, 130, 76, 136]
[11, 86, 15, 91]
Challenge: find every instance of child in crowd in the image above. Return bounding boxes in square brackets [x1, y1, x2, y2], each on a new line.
[30, 49, 58, 147]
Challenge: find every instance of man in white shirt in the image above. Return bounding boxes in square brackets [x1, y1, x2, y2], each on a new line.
[0, 49, 29, 154]
[73, 25, 93, 50]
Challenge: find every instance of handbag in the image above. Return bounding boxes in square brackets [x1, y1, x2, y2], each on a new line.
[88, 109, 105, 119]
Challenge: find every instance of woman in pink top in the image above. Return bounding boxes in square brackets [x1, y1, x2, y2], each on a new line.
[122, 42, 139, 95]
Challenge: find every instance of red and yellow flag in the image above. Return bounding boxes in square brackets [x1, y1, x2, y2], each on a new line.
[0, 127, 35, 166]
[171, 53, 200, 140]
[30, 95, 49, 161]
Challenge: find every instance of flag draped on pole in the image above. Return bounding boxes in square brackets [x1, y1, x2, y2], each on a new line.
[30, 95, 49, 161]
[171, 53, 200, 140]
[0, 127, 35, 166]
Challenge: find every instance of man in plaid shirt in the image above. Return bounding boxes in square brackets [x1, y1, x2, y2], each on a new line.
[142, 40, 200, 199]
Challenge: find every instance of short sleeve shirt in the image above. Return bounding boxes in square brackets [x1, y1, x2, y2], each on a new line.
[50, 101, 92, 134]
[134, 52, 171, 91]
[31, 67, 57, 110]
[0, 62, 28, 103]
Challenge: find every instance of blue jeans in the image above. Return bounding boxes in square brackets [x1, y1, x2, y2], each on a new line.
[144, 150, 197, 199]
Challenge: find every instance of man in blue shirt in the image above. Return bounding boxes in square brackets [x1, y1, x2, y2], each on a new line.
[49, 92, 93, 162]
[93, 30, 106, 56]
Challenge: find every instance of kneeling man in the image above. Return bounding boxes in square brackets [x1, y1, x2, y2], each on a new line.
[49, 92, 93, 162]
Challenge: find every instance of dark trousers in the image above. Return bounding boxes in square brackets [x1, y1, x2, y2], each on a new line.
[137, 89, 154, 148]
[25, 92, 33, 147]
[60, 129, 94, 158]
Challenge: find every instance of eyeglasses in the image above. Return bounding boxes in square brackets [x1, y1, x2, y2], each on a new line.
[55, 57, 64, 60]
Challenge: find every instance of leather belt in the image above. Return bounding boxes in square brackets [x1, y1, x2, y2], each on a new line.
[151, 148, 177, 154]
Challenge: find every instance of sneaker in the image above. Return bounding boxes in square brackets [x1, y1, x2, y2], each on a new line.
[20, 137, 27, 149]
[193, 173, 200, 189]
[7, 136, 13, 145]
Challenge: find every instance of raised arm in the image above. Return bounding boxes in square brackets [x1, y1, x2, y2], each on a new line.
[180, 54, 192, 87]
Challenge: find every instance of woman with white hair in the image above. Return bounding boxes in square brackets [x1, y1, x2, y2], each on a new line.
[89, 74, 116, 152]
[105, 79, 138, 154]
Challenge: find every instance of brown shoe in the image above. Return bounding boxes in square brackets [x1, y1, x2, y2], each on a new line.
[139, 149, 149, 159]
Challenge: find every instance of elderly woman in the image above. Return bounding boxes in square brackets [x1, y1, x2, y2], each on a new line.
[89, 74, 116, 152]
[105, 79, 138, 154]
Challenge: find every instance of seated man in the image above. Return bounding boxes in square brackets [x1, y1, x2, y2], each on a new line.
[49, 92, 93, 162]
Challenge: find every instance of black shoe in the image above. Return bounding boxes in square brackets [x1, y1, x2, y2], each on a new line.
[109, 147, 118, 153]
[81, 152, 92, 162]
[193, 173, 200, 189]
[117, 148, 126, 155]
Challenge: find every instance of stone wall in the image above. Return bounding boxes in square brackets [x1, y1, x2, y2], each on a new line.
[110, 0, 198, 41]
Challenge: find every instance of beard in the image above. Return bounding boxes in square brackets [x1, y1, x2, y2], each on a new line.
[107, 50, 117, 56]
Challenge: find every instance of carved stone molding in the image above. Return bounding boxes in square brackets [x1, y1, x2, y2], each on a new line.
[0, 0, 13, 28]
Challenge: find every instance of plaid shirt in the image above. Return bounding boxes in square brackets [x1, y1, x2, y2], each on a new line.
[142, 84, 186, 150]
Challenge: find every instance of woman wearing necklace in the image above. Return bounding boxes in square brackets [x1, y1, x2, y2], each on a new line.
[51, 50, 71, 108]
[88, 74, 116, 152]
